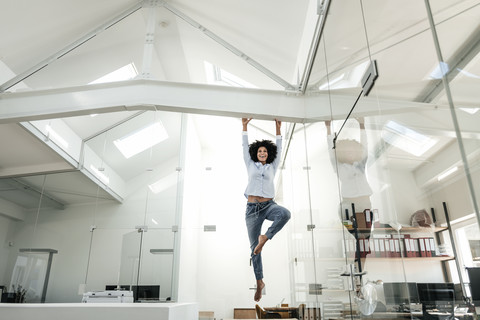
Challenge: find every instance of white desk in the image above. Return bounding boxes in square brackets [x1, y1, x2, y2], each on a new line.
[0, 302, 198, 320]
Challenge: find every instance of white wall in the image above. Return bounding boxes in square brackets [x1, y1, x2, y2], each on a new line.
[1, 160, 180, 303]
[0, 214, 18, 288]
[1, 116, 475, 314]
[178, 116, 292, 319]
[425, 168, 480, 223]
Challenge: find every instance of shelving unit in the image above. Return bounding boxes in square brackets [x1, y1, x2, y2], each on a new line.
[363, 256, 455, 261]
[349, 226, 448, 234]
[346, 204, 460, 282]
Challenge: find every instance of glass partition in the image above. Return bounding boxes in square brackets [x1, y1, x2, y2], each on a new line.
[301, 0, 480, 319]
[1, 1, 480, 319]
[283, 121, 350, 319]
[427, 0, 480, 308]
[0, 110, 183, 303]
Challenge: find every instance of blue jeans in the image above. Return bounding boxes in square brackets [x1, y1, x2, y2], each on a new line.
[245, 200, 291, 280]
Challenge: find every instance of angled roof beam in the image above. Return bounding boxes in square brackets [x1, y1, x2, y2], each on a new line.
[0, 79, 445, 124]
[416, 24, 480, 103]
[0, 80, 308, 123]
[0, 1, 143, 93]
[160, 1, 296, 91]
[298, 0, 331, 93]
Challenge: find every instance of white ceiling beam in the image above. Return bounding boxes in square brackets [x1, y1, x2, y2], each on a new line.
[0, 79, 443, 125]
[0, 80, 306, 123]
[416, 24, 480, 103]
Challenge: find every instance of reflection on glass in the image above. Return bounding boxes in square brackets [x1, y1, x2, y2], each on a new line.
[382, 121, 437, 157]
[327, 118, 372, 213]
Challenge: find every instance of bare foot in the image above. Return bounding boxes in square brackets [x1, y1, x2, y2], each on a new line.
[254, 280, 265, 302]
[254, 235, 268, 255]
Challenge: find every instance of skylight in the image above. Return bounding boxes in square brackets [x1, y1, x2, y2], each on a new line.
[45, 125, 69, 149]
[382, 120, 437, 156]
[459, 107, 479, 115]
[318, 60, 369, 90]
[148, 172, 178, 194]
[89, 63, 138, 85]
[428, 62, 449, 79]
[114, 122, 168, 159]
[204, 61, 257, 88]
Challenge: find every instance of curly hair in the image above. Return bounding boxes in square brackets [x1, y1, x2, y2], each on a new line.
[249, 139, 277, 164]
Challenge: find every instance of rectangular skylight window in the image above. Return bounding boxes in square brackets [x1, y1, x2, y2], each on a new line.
[148, 172, 178, 194]
[45, 125, 69, 148]
[114, 122, 168, 159]
[204, 61, 257, 88]
[428, 61, 449, 79]
[459, 107, 479, 115]
[318, 60, 369, 90]
[382, 120, 437, 156]
[89, 63, 138, 85]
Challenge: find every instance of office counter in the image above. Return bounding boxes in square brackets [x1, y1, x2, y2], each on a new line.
[0, 302, 198, 320]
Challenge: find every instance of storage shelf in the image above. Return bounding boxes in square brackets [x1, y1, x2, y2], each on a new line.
[293, 256, 454, 262]
[347, 226, 448, 233]
[361, 256, 455, 262]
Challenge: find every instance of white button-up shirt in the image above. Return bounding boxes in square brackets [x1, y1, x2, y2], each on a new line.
[242, 132, 282, 199]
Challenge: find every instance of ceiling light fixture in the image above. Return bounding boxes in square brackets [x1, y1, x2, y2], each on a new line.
[114, 122, 168, 159]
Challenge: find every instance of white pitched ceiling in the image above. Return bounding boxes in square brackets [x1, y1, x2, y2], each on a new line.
[0, 0, 479, 211]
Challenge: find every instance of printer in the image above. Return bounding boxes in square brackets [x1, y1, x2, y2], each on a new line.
[82, 290, 134, 303]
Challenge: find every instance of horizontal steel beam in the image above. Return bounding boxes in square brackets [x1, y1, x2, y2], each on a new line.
[0, 79, 440, 124]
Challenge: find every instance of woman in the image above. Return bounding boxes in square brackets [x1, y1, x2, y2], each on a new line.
[242, 118, 291, 302]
